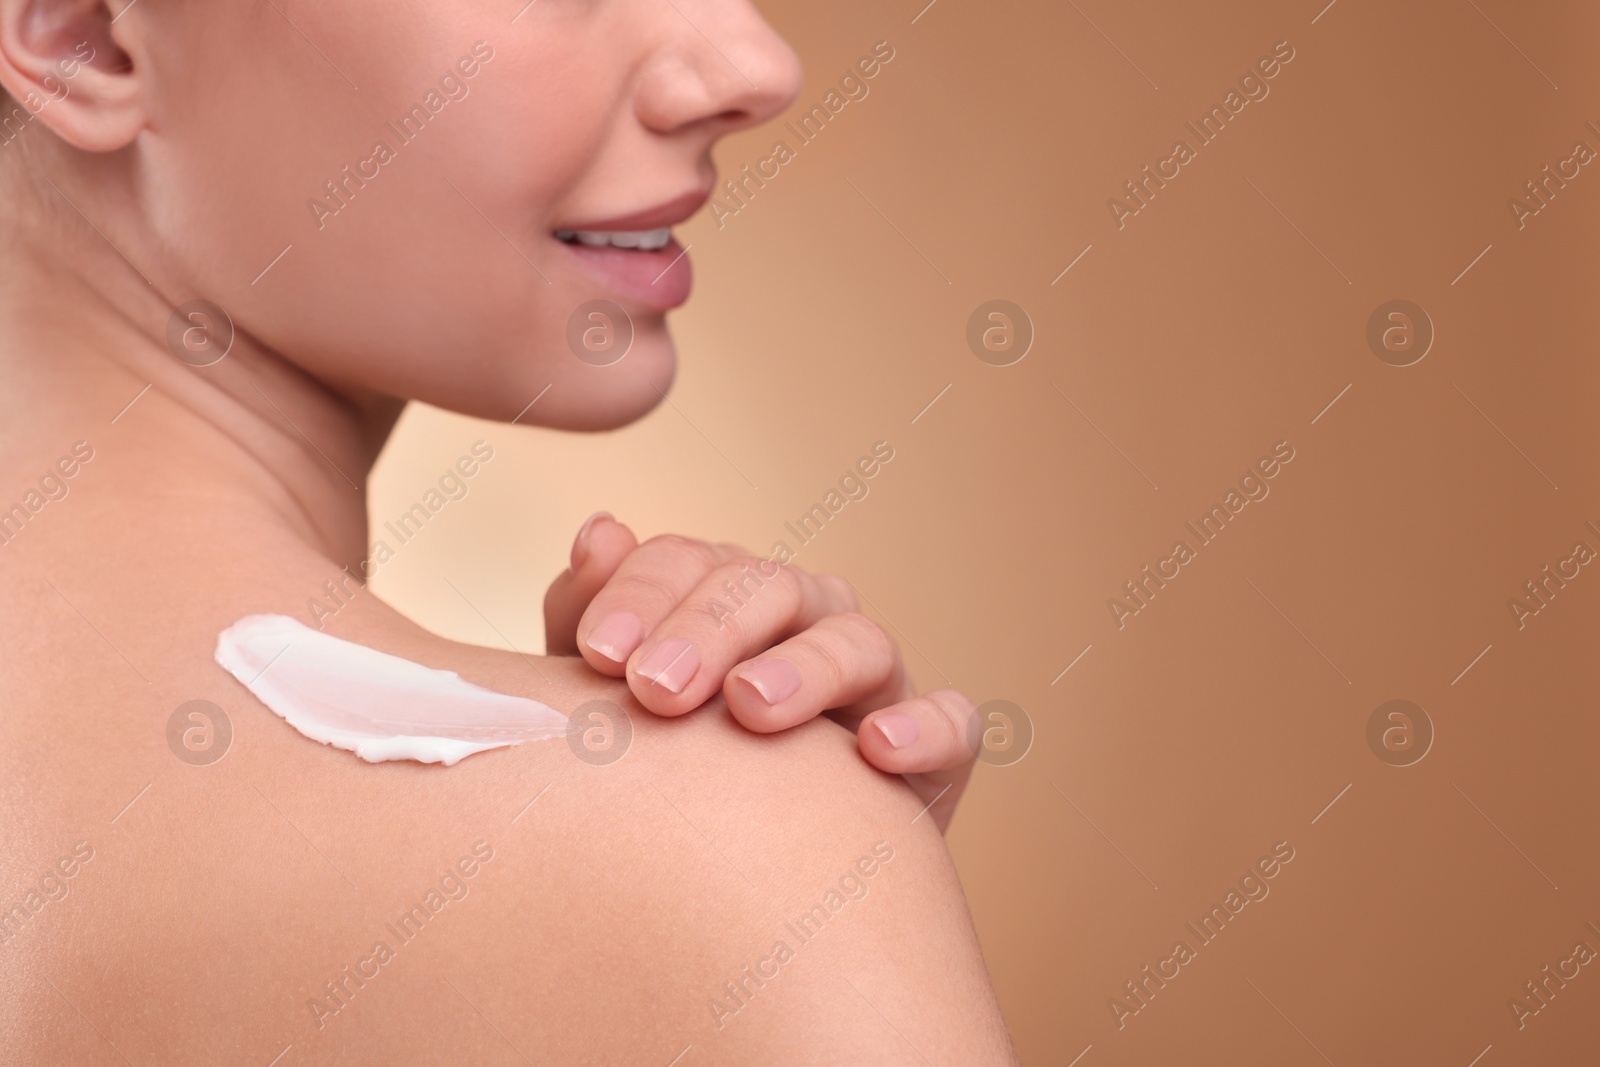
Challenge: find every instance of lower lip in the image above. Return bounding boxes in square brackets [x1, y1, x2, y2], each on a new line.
[556, 237, 693, 311]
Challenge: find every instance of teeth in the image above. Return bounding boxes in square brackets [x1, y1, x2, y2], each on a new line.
[554, 227, 672, 251]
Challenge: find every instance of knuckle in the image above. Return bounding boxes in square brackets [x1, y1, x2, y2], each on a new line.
[721, 555, 798, 604]
[707, 593, 758, 642]
[797, 631, 851, 692]
[702, 558, 797, 636]
[608, 569, 684, 610]
[641, 532, 692, 552]
[709, 556, 766, 596]
[642, 533, 721, 571]
[922, 688, 980, 744]
[819, 573, 859, 611]
[764, 557, 803, 594]
[831, 612, 893, 659]
[713, 541, 753, 561]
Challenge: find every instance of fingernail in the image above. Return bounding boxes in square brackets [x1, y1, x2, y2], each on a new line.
[585, 611, 643, 663]
[635, 638, 700, 694]
[874, 712, 919, 749]
[571, 511, 612, 571]
[738, 659, 802, 705]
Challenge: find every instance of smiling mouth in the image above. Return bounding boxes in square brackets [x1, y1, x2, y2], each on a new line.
[549, 188, 709, 309]
[552, 226, 693, 311]
[553, 227, 674, 251]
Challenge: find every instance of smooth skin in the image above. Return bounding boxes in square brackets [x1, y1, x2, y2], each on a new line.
[0, 0, 1013, 1063]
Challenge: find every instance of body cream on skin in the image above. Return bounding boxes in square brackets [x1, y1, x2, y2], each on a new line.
[215, 614, 567, 765]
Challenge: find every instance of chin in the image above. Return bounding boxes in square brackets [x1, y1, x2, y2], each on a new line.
[519, 324, 678, 432]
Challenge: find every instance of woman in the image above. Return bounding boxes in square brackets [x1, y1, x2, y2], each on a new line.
[0, 0, 1015, 1062]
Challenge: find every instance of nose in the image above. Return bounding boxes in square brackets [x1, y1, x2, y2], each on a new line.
[635, 0, 803, 137]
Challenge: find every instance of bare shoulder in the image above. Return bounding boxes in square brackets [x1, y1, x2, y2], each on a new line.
[4, 599, 1015, 1065]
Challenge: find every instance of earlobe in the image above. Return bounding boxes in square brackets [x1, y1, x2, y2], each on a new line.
[0, 0, 143, 151]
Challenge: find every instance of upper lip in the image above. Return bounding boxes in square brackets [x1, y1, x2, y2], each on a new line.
[555, 187, 713, 233]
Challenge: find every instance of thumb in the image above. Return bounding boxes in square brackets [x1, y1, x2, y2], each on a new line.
[544, 513, 637, 654]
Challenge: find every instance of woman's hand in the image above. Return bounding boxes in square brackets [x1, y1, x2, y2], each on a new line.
[544, 513, 977, 831]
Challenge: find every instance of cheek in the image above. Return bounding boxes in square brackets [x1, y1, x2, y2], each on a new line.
[144, 2, 683, 430]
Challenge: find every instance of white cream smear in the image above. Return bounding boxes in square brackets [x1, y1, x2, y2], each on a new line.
[215, 614, 567, 766]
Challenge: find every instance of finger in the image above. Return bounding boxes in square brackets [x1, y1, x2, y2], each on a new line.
[857, 689, 977, 774]
[723, 612, 900, 733]
[574, 534, 742, 675]
[544, 513, 638, 654]
[624, 560, 860, 715]
[856, 689, 979, 832]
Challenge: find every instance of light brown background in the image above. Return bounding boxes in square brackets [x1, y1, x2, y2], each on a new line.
[369, 1, 1600, 1062]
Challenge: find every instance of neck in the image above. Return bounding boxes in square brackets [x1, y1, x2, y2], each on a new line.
[0, 213, 404, 573]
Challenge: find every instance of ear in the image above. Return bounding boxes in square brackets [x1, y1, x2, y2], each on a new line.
[0, 0, 141, 152]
